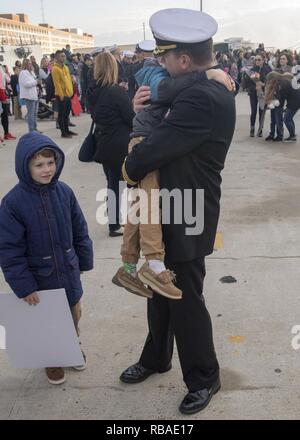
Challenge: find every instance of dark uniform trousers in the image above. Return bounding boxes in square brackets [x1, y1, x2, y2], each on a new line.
[139, 257, 220, 392]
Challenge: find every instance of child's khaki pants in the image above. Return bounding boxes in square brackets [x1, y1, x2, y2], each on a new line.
[121, 136, 165, 264]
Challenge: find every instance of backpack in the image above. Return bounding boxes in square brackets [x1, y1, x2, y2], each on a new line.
[45, 73, 55, 103]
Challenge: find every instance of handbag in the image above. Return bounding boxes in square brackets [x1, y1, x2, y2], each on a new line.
[78, 120, 96, 163]
[71, 94, 83, 116]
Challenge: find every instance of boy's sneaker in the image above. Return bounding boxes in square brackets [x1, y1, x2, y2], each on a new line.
[45, 367, 66, 385]
[138, 263, 182, 300]
[73, 350, 87, 371]
[274, 136, 283, 142]
[112, 267, 153, 299]
[284, 136, 297, 142]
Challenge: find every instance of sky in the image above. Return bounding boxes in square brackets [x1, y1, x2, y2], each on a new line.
[2, 0, 300, 49]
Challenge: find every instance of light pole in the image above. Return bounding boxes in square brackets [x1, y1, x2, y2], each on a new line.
[200, 0, 203, 12]
[41, 0, 45, 22]
[143, 22, 146, 40]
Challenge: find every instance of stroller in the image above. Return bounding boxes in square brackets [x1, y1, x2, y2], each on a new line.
[38, 97, 54, 120]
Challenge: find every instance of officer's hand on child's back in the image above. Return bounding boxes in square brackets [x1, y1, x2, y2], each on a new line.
[23, 292, 40, 306]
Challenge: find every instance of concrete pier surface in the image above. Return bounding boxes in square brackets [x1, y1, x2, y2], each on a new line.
[1, 92, 300, 420]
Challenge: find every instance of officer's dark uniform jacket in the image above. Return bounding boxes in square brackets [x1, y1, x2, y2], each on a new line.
[123, 79, 236, 263]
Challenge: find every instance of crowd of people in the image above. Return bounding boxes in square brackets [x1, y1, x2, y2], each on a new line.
[216, 44, 300, 141]
[1, 42, 300, 144]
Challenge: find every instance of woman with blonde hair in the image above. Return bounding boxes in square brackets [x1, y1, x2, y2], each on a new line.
[19, 58, 41, 132]
[87, 51, 135, 237]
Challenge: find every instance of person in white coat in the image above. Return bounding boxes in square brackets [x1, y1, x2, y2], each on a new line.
[19, 59, 41, 132]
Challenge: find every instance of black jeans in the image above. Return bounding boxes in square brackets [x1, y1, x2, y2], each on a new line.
[102, 164, 121, 233]
[139, 257, 220, 392]
[1, 103, 9, 135]
[284, 108, 298, 137]
[249, 92, 263, 128]
[56, 97, 71, 135]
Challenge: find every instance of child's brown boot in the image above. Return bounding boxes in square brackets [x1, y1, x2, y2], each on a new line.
[112, 267, 153, 299]
[138, 263, 182, 300]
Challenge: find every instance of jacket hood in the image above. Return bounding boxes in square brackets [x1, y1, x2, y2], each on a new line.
[135, 62, 168, 101]
[15, 132, 65, 188]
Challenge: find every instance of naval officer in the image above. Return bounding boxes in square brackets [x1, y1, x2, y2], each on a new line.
[120, 8, 236, 415]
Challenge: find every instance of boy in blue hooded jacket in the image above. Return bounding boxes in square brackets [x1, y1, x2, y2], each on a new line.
[0, 132, 93, 385]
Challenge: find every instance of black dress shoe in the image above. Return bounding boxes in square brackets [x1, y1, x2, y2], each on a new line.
[109, 227, 124, 237]
[69, 122, 76, 127]
[120, 362, 172, 384]
[67, 131, 78, 136]
[179, 378, 221, 415]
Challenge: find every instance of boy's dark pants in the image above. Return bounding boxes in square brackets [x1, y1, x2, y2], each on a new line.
[139, 257, 220, 392]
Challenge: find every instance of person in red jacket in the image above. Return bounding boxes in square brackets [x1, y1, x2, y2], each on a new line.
[0, 65, 16, 142]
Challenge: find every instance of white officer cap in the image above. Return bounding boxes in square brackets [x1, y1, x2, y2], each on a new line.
[106, 44, 120, 54]
[136, 40, 156, 53]
[89, 47, 104, 57]
[123, 50, 135, 58]
[149, 8, 218, 57]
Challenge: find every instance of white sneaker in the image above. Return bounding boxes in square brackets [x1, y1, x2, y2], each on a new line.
[73, 351, 87, 371]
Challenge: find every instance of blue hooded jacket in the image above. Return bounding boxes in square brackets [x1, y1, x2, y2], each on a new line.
[134, 59, 169, 102]
[0, 132, 93, 306]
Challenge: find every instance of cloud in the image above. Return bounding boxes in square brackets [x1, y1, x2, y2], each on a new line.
[93, 4, 300, 49]
[215, 6, 300, 49]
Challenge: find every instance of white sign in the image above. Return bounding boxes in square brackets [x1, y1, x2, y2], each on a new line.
[0, 289, 84, 369]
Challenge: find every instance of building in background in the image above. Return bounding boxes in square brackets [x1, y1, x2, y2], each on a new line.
[0, 13, 94, 54]
[214, 38, 257, 54]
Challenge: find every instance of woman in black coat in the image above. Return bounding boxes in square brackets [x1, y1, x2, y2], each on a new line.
[244, 53, 272, 137]
[87, 52, 135, 237]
